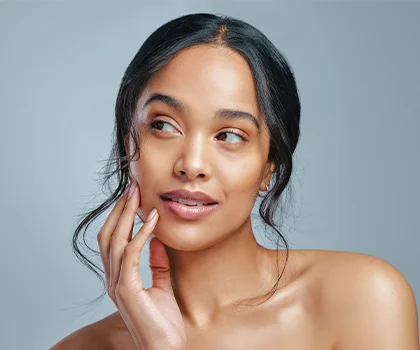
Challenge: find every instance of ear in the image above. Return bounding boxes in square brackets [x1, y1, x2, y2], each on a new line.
[260, 161, 275, 191]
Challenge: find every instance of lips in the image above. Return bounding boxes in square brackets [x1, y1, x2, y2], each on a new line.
[165, 198, 214, 206]
[161, 199, 219, 220]
[159, 189, 219, 220]
[160, 189, 218, 205]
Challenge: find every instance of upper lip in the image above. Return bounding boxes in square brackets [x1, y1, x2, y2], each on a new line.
[160, 189, 218, 204]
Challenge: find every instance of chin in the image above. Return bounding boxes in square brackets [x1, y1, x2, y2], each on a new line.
[151, 218, 223, 252]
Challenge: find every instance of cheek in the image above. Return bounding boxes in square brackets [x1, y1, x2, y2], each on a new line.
[218, 155, 263, 198]
[134, 138, 174, 182]
[219, 153, 265, 217]
[131, 146, 173, 218]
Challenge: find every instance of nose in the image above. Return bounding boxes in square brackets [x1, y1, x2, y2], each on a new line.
[173, 134, 212, 181]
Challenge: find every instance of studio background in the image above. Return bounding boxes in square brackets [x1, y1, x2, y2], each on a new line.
[0, 2, 418, 349]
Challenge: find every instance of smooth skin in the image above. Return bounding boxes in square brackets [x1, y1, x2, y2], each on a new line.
[51, 45, 419, 349]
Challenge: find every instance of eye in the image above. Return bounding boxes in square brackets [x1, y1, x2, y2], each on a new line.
[216, 130, 248, 144]
[149, 119, 179, 134]
[149, 119, 248, 144]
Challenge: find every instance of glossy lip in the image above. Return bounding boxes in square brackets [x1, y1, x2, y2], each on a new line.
[159, 189, 218, 204]
[161, 198, 220, 220]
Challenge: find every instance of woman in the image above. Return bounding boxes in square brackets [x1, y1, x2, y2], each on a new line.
[51, 13, 419, 350]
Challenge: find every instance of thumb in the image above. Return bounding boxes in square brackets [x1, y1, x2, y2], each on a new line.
[149, 235, 174, 294]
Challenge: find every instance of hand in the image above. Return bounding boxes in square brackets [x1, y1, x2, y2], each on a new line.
[97, 181, 187, 350]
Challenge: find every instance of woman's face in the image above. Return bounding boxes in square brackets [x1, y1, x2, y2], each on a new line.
[128, 44, 273, 251]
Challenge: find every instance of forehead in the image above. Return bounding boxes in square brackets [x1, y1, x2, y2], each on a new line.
[140, 45, 261, 118]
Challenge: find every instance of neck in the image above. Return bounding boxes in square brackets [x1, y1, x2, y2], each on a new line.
[164, 218, 277, 329]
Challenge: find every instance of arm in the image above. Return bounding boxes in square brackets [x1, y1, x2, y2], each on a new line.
[334, 255, 419, 349]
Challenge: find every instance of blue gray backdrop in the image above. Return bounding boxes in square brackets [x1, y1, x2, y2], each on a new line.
[0, 2, 418, 349]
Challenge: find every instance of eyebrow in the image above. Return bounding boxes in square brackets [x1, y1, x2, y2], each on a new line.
[142, 93, 261, 132]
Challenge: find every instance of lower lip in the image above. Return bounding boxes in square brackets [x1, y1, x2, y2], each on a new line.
[161, 198, 219, 220]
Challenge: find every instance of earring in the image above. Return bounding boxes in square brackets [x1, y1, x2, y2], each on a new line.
[257, 184, 270, 198]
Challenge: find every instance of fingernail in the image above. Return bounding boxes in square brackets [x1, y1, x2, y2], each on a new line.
[146, 208, 158, 222]
[128, 183, 137, 199]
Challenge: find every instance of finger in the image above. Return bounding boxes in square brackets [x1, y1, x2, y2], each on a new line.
[109, 183, 140, 297]
[118, 208, 159, 290]
[97, 186, 130, 284]
[149, 235, 174, 294]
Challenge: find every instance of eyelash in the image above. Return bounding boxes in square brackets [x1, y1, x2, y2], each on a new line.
[148, 119, 249, 143]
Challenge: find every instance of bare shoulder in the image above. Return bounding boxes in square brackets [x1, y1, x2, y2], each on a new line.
[312, 249, 417, 308]
[306, 249, 419, 349]
[49, 317, 116, 350]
